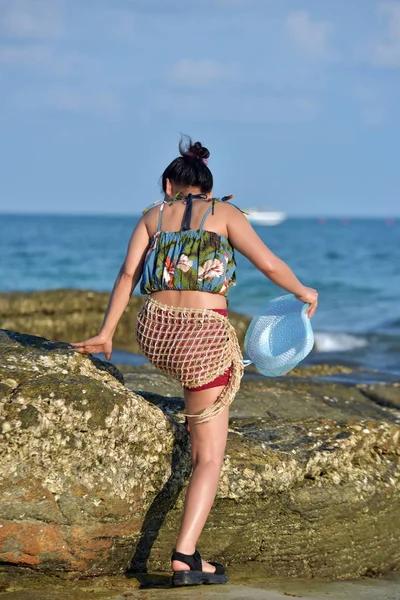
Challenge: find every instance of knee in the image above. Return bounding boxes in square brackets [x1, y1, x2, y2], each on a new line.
[191, 452, 223, 471]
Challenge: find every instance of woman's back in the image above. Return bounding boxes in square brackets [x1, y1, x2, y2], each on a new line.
[141, 195, 237, 307]
[144, 196, 229, 239]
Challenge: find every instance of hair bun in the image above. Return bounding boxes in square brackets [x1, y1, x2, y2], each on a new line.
[179, 135, 210, 162]
[188, 141, 210, 161]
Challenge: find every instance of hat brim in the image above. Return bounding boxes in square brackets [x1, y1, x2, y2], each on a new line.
[243, 294, 314, 377]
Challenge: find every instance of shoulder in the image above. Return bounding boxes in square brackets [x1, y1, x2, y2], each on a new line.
[141, 201, 163, 226]
[142, 199, 164, 217]
[142, 203, 161, 219]
[213, 198, 247, 221]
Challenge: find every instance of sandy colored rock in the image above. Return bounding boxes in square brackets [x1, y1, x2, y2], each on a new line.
[1, 567, 400, 600]
[0, 290, 250, 354]
[0, 328, 400, 581]
[0, 329, 190, 577]
[122, 366, 400, 424]
[358, 382, 400, 409]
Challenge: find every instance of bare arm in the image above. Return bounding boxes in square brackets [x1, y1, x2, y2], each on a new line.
[69, 218, 150, 358]
[227, 207, 318, 316]
[99, 218, 150, 338]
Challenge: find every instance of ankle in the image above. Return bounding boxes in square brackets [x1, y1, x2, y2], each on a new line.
[174, 542, 196, 556]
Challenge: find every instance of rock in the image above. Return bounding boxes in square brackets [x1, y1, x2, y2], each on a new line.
[358, 382, 400, 410]
[122, 366, 400, 425]
[1, 329, 400, 580]
[0, 329, 191, 577]
[1, 568, 400, 600]
[0, 290, 250, 355]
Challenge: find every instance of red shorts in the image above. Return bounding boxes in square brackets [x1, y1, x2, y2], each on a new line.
[184, 308, 232, 392]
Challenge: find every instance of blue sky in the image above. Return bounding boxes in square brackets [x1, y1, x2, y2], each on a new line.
[0, 0, 399, 217]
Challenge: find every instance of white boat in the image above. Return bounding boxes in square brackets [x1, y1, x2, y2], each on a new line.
[245, 208, 286, 226]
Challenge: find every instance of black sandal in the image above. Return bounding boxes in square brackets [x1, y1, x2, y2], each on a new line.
[171, 548, 228, 587]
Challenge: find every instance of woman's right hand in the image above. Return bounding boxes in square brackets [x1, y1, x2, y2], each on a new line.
[295, 287, 318, 318]
[68, 333, 113, 361]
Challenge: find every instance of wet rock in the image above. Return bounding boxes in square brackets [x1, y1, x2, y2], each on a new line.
[1, 567, 400, 600]
[1, 329, 400, 581]
[358, 382, 400, 410]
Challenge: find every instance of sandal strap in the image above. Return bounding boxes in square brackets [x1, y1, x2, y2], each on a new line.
[209, 561, 226, 575]
[171, 548, 202, 571]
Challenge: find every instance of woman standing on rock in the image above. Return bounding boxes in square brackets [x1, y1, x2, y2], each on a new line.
[70, 136, 318, 587]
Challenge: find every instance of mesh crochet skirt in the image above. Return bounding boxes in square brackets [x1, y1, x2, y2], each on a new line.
[134, 297, 243, 423]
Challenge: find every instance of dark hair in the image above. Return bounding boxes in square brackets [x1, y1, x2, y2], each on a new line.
[161, 135, 213, 194]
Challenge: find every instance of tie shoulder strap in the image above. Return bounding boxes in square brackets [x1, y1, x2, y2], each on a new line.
[219, 194, 248, 216]
[199, 194, 237, 229]
[156, 202, 165, 232]
[181, 193, 208, 231]
[199, 203, 215, 230]
[141, 199, 166, 232]
[142, 198, 164, 216]
[201, 194, 247, 220]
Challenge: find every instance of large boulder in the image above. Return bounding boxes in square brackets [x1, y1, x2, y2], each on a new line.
[1, 329, 400, 580]
[0, 329, 191, 577]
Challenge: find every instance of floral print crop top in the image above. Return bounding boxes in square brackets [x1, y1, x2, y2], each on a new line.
[140, 194, 237, 296]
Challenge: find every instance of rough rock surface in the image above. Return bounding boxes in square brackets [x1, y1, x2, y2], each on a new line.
[124, 365, 400, 425]
[1, 568, 400, 600]
[0, 290, 250, 355]
[0, 329, 192, 577]
[1, 328, 400, 580]
[358, 382, 400, 410]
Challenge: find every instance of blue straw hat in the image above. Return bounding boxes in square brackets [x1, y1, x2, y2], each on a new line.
[243, 294, 314, 377]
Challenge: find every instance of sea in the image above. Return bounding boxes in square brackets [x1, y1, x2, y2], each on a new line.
[1, 214, 399, 380]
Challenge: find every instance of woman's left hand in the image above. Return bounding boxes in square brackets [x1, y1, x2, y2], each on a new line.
[68, 333, 113, 361]
[295, 287, 318, 318]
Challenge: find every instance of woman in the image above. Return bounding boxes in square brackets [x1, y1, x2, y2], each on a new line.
[70, 136, 318, 587]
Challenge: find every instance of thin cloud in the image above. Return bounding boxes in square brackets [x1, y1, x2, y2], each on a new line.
[168, 58, 238, 88]
[12, 87, 120, 116]
[0, 0, 63, 39]
[285, 10, 334, 58]
[0, 44, 51, 65]
[157, 89, 318, 124]
[96, 8, 136, 42]
[352, 84, 390, 128]
[120, 0, 259, 11]
[0, 43, 84, 79]
[371, 1, 400, 67]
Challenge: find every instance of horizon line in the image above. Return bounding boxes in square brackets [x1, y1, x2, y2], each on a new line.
[0, 211, 399, 220]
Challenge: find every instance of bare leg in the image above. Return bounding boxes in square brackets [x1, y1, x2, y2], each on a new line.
[172, 385, 228, 573]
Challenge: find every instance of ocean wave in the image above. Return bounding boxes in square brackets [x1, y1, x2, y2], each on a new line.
[314, 332, 368, 353]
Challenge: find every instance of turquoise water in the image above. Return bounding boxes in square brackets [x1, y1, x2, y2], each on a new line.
[1, 214, 399, 375]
